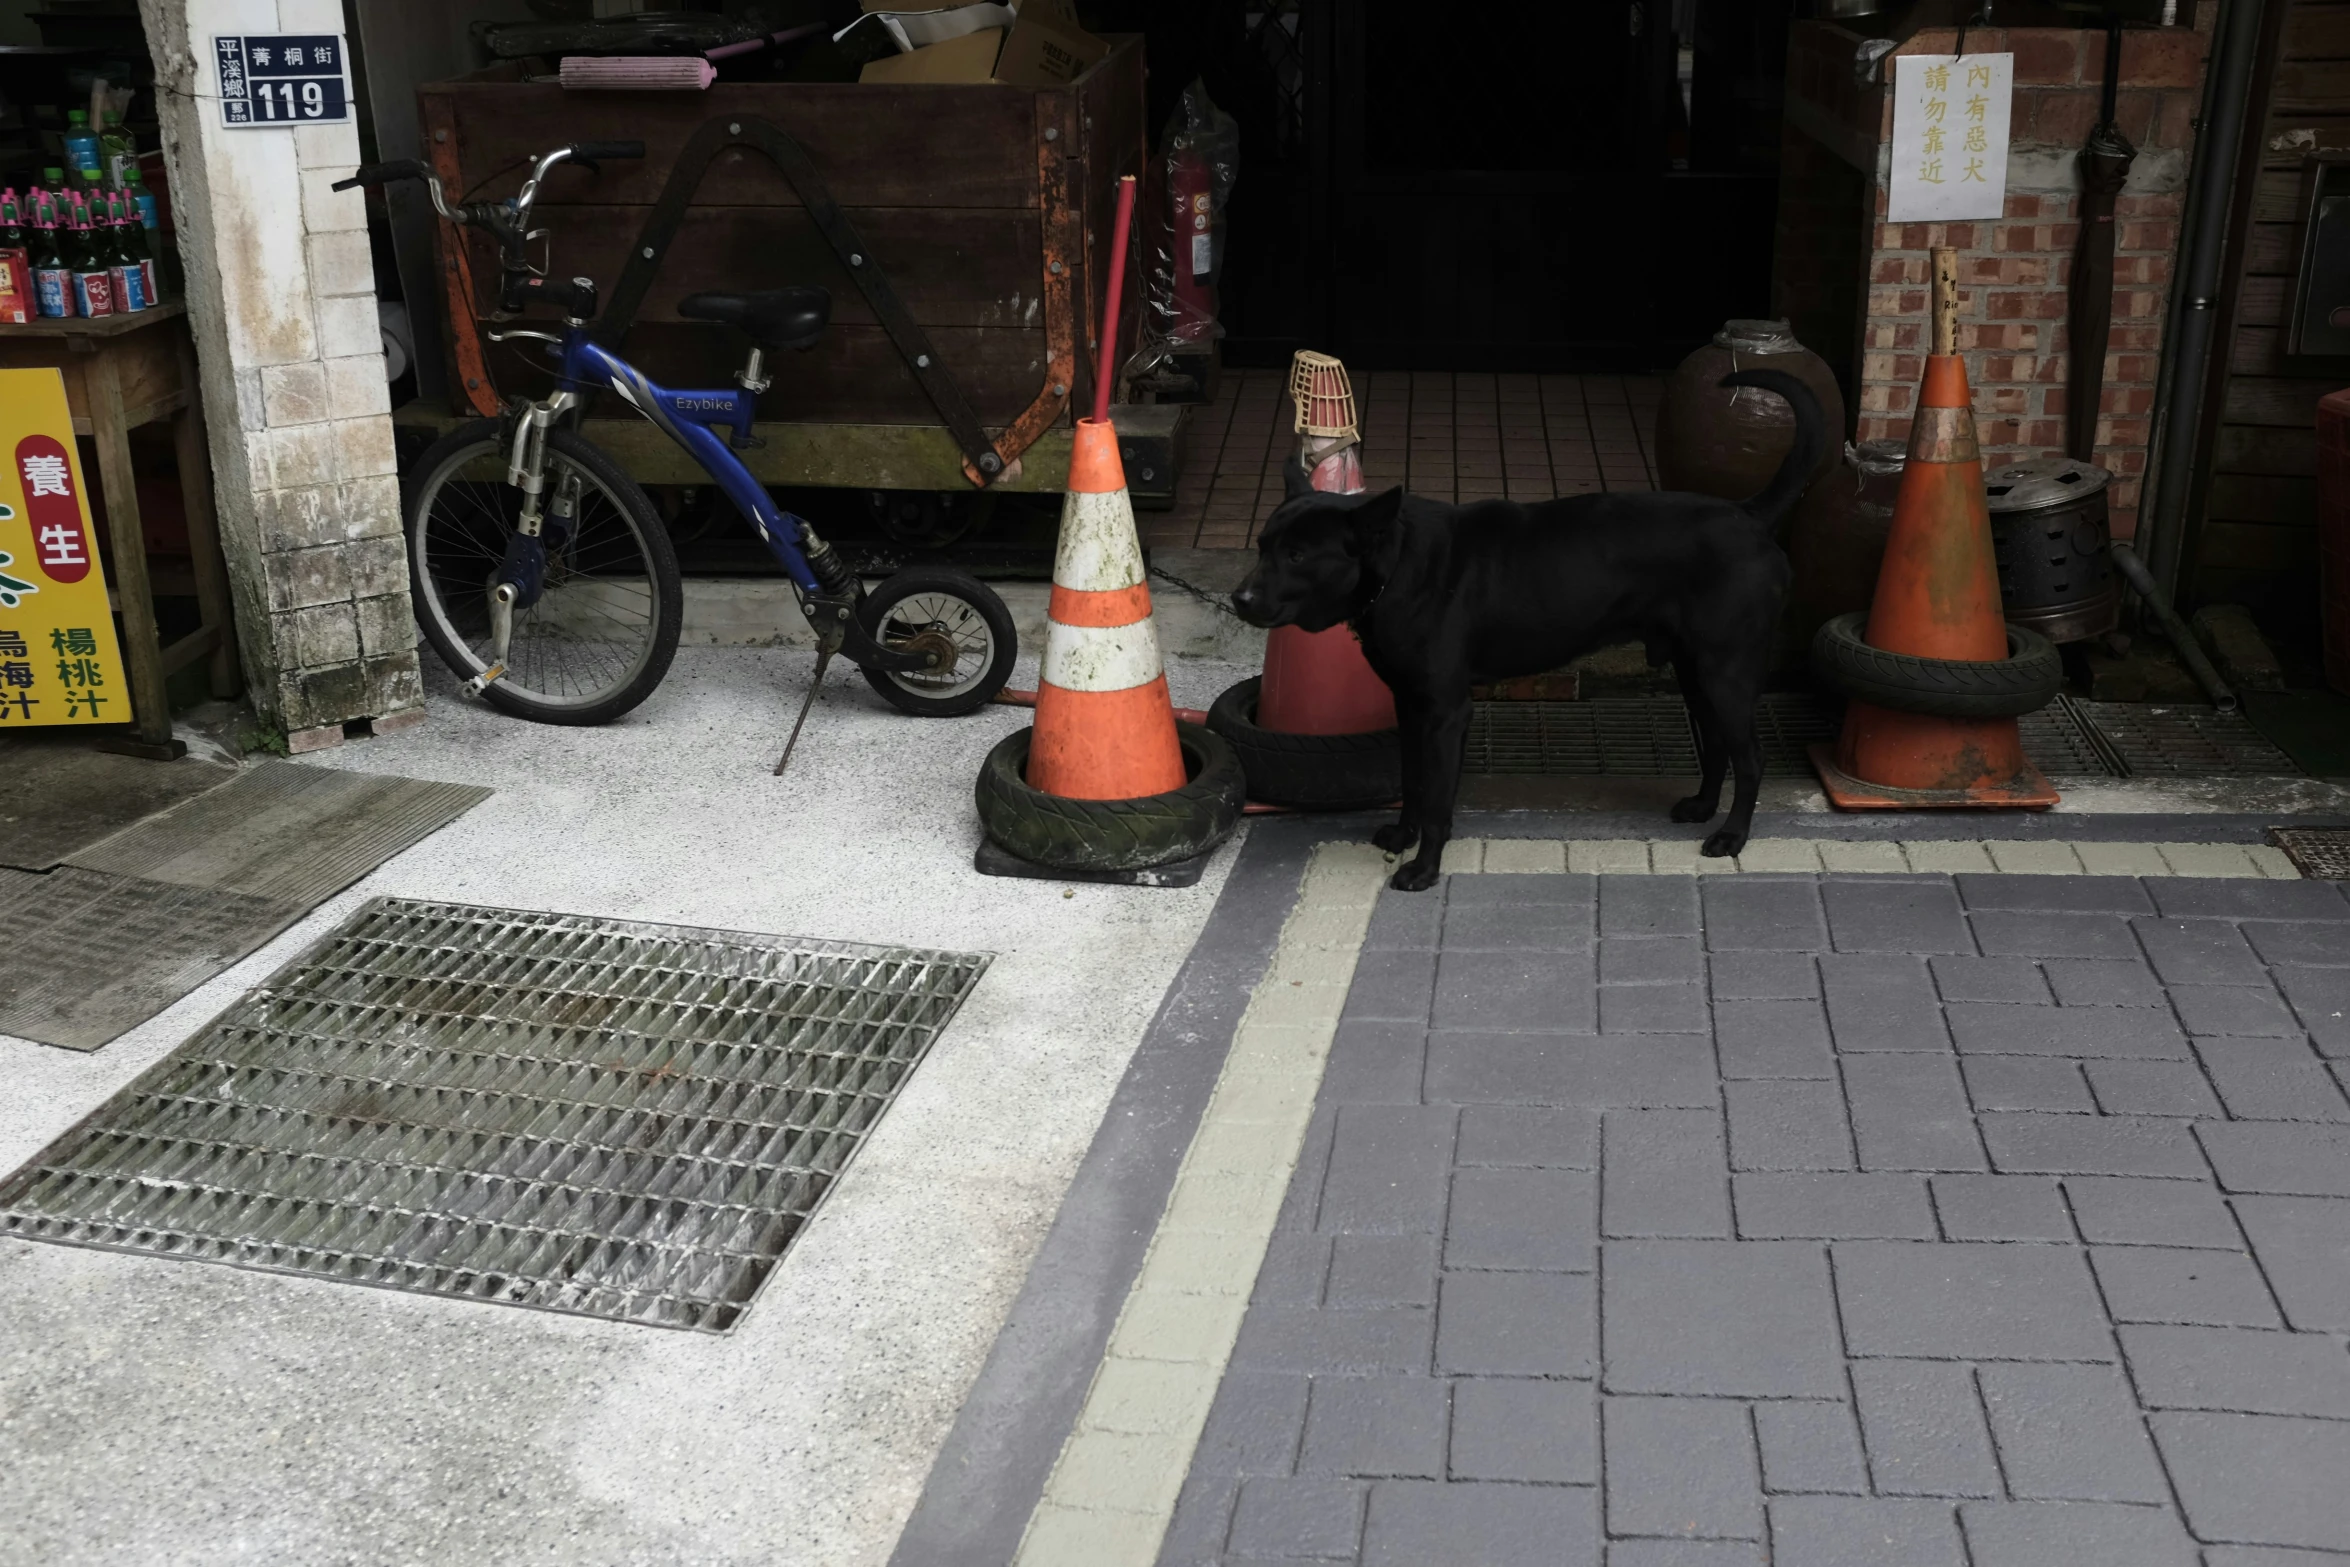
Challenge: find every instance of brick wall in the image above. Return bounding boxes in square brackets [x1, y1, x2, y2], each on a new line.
[139, 0, 421, 747]
[1777, 21, 2213, 542]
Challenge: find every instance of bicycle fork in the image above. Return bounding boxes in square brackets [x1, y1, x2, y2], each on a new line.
[468, 397, 578, 696]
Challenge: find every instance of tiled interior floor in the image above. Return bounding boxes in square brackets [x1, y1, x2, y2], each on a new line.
[1143, 370, 1664, 552]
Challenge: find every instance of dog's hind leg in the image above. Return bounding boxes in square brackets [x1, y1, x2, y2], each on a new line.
[1670, 670, 1727, 825]
[1390, 696, 1470, 892]
[1372, 692, 1424, 855]
[1694, 674, 1766, 858]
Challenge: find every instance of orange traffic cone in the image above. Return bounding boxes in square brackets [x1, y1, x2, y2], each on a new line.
[1258, 351, 1398, 735]
[1028, 419, 1189, 798]
[1811, 247, 2059, 810]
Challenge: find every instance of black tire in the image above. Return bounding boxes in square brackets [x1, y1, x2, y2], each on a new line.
[406, 418, 683, 725]
[1811, 611, 2063, 718]
[856, 565, 1018, 717]
[1206, 676, 1402, 810]
[975, 721, 1246, 872]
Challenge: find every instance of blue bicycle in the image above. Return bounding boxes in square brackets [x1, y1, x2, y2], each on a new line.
[342, 142, 1017, 756]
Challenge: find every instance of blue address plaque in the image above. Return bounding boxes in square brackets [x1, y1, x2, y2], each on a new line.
[215, 35, 351, 127]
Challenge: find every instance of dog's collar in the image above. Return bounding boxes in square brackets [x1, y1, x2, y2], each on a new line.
[1348, 510, 1401, 633]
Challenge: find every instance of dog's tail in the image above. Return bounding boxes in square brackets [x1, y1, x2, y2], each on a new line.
[1719, 368, 1827, 529]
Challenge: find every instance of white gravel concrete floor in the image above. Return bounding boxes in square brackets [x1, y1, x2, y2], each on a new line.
[0, 646, 1259, 1567]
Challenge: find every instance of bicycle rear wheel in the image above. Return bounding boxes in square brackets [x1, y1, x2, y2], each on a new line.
[405, 419, 683, 725]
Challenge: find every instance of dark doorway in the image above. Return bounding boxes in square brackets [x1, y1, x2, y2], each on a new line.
[1136, 1, 1789, 373]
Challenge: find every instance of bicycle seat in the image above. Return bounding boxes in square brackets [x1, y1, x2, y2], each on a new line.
[677, 286, 831, 349]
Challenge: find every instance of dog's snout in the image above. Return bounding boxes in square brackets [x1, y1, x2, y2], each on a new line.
[1230, 573, 1269, 624]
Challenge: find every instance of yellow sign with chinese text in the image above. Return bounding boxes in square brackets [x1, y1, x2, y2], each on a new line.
[0, 368, 129, 726]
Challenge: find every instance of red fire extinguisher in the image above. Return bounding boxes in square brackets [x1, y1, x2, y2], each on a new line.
[1166, 144, 1214, 348]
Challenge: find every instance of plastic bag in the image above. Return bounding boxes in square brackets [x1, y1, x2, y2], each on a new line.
[1125, 79, 1238, 392]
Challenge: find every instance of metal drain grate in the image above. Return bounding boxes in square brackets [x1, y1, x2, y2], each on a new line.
[1465, 695, 1841, 778]
[0, 899, 989, 1332]
[1464, 693, 2304, 781]
[2018, 696, 2122, 777]
[2068, 700, 2302, 778]
[2270, 827, 2350, 879]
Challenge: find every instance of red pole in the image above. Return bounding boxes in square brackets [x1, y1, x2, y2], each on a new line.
[1092, 174, 1137, 426]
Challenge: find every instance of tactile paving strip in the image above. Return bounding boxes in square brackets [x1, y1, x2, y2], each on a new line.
[0, 899, 989, 1332]
[2270, 826, 2350, 880]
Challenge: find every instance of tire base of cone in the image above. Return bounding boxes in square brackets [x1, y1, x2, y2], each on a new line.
[972, 836, 1214, 888]
[1814, 247, 2060, 813]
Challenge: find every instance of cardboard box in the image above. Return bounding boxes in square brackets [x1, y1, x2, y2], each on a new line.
[858, 26, 1004, 83]
[854, 1, 1108, 86]
[992, 12, 1108, 85]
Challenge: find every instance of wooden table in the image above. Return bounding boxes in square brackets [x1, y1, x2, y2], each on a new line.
[0, 301, 237, 759]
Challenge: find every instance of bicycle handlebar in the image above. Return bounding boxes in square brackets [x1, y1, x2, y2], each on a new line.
[333, 141, 646, 314]
[330, 159, 433, 193]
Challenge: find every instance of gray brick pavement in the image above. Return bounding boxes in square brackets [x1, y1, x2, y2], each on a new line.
[1161, 872, 2350, 1567]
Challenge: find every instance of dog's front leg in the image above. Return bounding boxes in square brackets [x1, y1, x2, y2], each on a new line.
[1705, 704, 1766, 859]
[1391, 697, 1469, 892]
[1671, 673, 1726, 825]
[1372, 690, 1424, 856]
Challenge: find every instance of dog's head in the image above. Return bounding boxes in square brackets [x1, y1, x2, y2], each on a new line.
[1229, 457, 1406, 633]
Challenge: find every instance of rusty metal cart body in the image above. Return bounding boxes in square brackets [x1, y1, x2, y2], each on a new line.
[395, 39, 1183, 508]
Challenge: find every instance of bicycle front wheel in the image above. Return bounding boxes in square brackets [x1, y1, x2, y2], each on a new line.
[405, 419, 683, 725]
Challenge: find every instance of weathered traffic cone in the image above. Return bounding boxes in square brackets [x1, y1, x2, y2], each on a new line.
[974, 417, 1245, 880]
[1028, 419, 1189, 798]
[1810, 247, 2061, 809]
[1258, 351, 1398, 735]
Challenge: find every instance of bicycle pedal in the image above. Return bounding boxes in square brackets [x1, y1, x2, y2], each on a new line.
[465, 662, 508, 696]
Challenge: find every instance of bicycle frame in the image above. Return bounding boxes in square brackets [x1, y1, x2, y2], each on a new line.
[525, 323, 823, 595]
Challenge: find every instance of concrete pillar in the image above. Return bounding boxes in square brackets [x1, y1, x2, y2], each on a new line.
[137, 0, 422, 748]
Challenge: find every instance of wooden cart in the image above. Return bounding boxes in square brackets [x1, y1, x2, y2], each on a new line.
[405, 39, 1181, 499]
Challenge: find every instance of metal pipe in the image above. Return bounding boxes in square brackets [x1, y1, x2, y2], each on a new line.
[2111, 543, 2238, 711]
[1092, 175, 1138, 427]
[2138, 0, 2271, 598]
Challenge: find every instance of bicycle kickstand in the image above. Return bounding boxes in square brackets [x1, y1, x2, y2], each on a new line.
[772, 647, 834, 777]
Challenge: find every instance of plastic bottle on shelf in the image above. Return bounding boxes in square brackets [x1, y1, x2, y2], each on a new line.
[99, 109, 135, 189]
[0, 190, 30, 323]
[62, 110, 98, 179]
[124, 166, 158, 233]
[105, 192, 147, 311]
[67, 195, 114, 317]
[29, 191, 72, 318]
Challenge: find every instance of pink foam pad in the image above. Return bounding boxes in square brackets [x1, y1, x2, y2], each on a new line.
[558, 56, 715, 91]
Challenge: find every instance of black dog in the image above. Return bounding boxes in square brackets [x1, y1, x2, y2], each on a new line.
[1231, 369, 1823, 892]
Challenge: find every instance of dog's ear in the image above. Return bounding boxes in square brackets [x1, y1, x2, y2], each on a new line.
[1282, 451, 1314, 502]
[1346, 486, 1406, 556]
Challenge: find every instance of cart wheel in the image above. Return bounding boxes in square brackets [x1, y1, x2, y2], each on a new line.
[856, 565, 1016, 717]
[867, 488, 991, 551]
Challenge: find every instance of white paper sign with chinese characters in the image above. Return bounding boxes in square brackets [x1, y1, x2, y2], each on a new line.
[1888, 53, 2014, 222]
